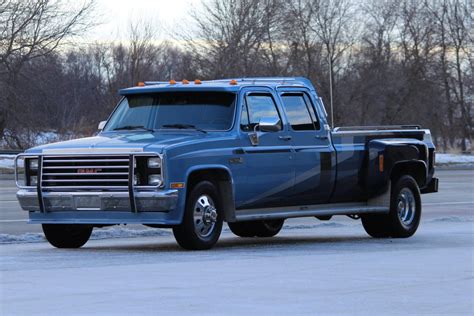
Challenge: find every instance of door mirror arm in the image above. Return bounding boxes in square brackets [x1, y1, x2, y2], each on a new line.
[249, 124, 260, 146]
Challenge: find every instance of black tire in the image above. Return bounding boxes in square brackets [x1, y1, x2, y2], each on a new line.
[362, 175, 421, 238]
[228, 221, 259, 237]
[228, 219, 284, 238]
[42, 224, 93, 248]
[173, 181, 223, 250]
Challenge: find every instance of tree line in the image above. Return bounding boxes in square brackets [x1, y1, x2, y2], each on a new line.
[0, 0, 472, 151]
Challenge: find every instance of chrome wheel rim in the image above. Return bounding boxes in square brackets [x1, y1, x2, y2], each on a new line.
[193, 195, 217, 238]
[397, 188, 416, 226]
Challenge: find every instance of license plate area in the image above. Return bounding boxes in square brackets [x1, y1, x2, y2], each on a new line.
[74, 196, 101, 210]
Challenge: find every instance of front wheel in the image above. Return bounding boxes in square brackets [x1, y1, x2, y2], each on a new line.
[173, 181, 223, 250]
[42, 224, 93, 248]
[362, 175, 421, 238]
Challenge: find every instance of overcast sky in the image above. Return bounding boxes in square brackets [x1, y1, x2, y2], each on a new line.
[87, 0, 202, 42]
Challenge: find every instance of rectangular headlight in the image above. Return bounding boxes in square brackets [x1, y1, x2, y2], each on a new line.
[147, 157, 161, 168]
[29, 175, 38, 186]
[29, 158, 39, 170]
[148, 174, 162, 186]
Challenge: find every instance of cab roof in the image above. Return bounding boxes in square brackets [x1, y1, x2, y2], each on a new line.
[119, 77, 316, 95]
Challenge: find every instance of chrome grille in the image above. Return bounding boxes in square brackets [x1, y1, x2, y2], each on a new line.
[41, 155, 130, 190]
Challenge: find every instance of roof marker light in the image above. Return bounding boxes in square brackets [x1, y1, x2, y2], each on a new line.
[137, 82, 145, 87]
[182, 79, 189, 84]
[169, 79, 176, 85]
[230, 79, 238, 85]
[194, 79, 202, 84]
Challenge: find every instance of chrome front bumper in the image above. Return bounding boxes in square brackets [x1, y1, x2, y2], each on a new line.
[17, 189, 179, 213]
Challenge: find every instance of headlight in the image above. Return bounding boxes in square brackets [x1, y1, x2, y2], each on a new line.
[29, 175, 38, 186]
[147, 157, 161, 168]
[29, 159, 39, 170]
[148, 174, 162, 186]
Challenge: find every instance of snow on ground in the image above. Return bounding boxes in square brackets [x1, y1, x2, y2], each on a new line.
[0, 154, 15, 170]
[436, 153, 474, 165]
[0, 226, 171, 244]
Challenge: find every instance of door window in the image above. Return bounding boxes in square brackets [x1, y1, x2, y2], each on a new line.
[281, 94, 320, 131]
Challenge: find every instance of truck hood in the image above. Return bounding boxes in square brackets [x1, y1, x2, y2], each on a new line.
[27, 131, 215, 154]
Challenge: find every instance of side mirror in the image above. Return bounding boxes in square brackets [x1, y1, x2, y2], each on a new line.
[259, 117, 281, 132]
[248, 117, 282, 146]
[98, 121, 107, 131]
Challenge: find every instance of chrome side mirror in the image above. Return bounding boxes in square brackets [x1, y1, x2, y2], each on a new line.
[249, 117, 282, 146]
[98, 121, 107, 131]
[259, 117, 281, 132]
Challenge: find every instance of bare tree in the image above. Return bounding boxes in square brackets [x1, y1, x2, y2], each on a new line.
[0, 0, 95, 148]
[310, 0, 356, 126]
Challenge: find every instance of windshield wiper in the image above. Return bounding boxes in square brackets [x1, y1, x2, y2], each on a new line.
[161, 124, 207, 133]
[113, 125, 155, 132]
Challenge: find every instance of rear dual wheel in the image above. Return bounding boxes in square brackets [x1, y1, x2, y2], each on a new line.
[362, 175, 421, 238]
[228, 219, 284, 238]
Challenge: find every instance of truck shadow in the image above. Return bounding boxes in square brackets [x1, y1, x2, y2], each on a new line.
[83, 234, 423, 255]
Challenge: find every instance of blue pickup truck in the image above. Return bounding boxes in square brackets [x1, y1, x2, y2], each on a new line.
[15, 77, 438, 250]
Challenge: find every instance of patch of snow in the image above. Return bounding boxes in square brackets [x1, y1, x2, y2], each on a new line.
[0, 227, 171, 244]
[429, 216, 473, 223]
[0, 232, 45, 244]
[283, 222, 346, 230]
[436, 153, 474, 165]
[0, 154, 16, 169]
[91, 226, 171, 240]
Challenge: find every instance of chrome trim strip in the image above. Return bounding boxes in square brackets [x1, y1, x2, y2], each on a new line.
[42, 148, 144, 154]
[43, 159, 130, 163]
[42, 165, 129, 169]
[234, 202, 389, 221]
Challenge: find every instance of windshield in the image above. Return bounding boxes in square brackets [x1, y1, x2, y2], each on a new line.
[104, 92, 236, 132]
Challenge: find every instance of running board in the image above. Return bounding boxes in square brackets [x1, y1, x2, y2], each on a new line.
[234, 202, 389, 222]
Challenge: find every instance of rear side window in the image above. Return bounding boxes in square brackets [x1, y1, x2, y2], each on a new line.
[241, 94, 281, 131]
[281, 94, 320, 131]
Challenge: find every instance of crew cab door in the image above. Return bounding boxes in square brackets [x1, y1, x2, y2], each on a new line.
[278, 88, 336, 205]
[236, 88, 295, 209]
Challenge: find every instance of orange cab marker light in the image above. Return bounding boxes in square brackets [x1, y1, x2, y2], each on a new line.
[194, 79, 202, 84]
[137, 82, 145, 87]
[379, 154, 384, 173]
[230, 79, 238, 85]
[170, 182, 185, 189]
[182, 79, 189, 84]
[169, 79, 177, 85]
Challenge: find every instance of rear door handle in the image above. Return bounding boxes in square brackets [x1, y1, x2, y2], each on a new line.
[279, 135, 292, 141]
[315, 135, 328, 140]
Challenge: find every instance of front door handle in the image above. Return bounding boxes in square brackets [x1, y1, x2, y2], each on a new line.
[278, 135, 292, 141]
[315, 135, 328, 140]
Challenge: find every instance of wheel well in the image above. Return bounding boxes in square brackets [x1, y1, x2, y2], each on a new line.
[390, 161, 426, 187]
[187, 168, 235, 222]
